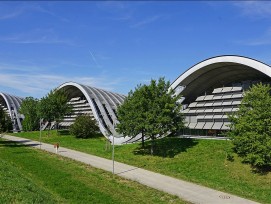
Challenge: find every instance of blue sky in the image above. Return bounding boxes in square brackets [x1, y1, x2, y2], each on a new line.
[1, 1, 271, 98]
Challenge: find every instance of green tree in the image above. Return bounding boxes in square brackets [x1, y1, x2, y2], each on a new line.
[70, 115, 99, 138]
[116, 84, 148, 147]
[0, 106, 12, 133]
[228, 83, 271, 168]
[117, 77, 184, 154]
[38, 89, 72, 134]
[19, 97, 39, 131]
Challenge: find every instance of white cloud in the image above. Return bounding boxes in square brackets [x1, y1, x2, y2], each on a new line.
[236, 27, 271, 46]
[130, 15, 161, 28]
[8, 36, 72, 45]
[0, 29, 75, 45]
[0, 3, 69, 22]
[234, 1, 271, 19]
[0, 62, 41, 72]
[30, 4, 70, 22]
[96, 1, 127, 11]
[0, 72, 124, 99]
[88, 50, 101, 68]
[230, 2, 271, 47]
[0, 9, 23, 20]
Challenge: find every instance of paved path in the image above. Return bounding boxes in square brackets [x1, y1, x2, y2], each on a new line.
[2, 135, 259, 204]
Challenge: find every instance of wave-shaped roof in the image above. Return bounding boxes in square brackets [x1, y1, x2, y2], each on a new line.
[58, 82, 126, 139]
[0, 93, 23, 132]
[170, 55, 271, 103]
[4, 55, 271, 140]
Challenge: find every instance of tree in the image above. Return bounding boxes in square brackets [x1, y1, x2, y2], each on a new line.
[19, 97, 39, 131]
[0, 106, 12, 133]
[116, 84, 148, 147]
[38, 89, 72, 134]
[228, 83, 271, 168]
[117, 77, 184, 154]
[70, 115, 99, 138]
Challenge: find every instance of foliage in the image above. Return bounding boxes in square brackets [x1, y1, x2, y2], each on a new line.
[228, 83, 271, 168]
[0, 106, 12, 133]
[0, 139, 185, 204]
[116, 84, 148, 146]
[70, 115, 99, 138]
[19, 96, 40, 131]
[117, 77, 184, 153]
[38, 89, 72, 131]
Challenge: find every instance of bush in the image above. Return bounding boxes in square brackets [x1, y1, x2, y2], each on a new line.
[69, 115, 99, 138]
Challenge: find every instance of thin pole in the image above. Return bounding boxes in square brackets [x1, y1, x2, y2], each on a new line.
[112, 122, 115, 178]
[39, 119, 42, 149]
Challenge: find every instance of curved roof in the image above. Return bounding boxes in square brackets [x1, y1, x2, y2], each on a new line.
[58, 82, 126, 138]
[170, 55, 271, 103]
[0, 93, 23, 131]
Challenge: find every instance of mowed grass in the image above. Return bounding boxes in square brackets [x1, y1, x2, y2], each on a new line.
[0, 139, 186, 204]
[11, 130, 271, 203]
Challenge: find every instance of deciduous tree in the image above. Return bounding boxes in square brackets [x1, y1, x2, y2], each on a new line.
[19, 97, 39, 131]
[228, 83, 271, 168]
[0, 106, 12, 133]
[38, 89, 72, 134]
[117, 77, 184, 154]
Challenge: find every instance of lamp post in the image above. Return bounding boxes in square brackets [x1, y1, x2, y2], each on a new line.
[39, 118, 42, 149]
[112, 120, 115, 178]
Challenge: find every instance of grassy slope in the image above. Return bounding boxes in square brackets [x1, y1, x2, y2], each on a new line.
[0, 160, 58, 204]
[10, 131, 271, 203]
[0, 139, 186, 204]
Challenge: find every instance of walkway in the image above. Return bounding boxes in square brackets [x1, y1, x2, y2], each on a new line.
[2, 135, 259, 204]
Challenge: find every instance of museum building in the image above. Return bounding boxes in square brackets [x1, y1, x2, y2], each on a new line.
[2, 55, 271, 143]
[170, 55, 271, 137]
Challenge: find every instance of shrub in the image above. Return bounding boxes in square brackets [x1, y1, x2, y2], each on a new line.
[69, 115, 99, 138]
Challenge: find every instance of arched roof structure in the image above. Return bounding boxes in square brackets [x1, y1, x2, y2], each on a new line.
[4, 55, 271, 139]
[170, 55, 271, 104]
[58, 82, 126, 139]
[0, 93, 23, 132]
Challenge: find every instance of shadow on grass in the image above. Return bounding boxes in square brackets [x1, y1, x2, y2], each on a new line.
[57, 129, 70, 136]
[0, 140, 39, 148]
[133, 137, 198, 158]
[75, 133, 104, 139]
[251, 165, 271, 175]
[0, 140, 25, 148]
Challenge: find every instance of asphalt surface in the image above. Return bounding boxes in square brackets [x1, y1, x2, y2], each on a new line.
[2, 134, 259, 204]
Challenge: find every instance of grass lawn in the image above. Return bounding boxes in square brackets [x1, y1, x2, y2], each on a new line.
[0, 138, 186, 204]
[10, 130, 271, 203]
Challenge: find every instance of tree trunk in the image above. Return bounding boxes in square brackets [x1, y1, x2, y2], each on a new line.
[141, 130, 145, 148]
[150, 136, 154, 155]
[56, 121, 59, 135]
[47, 121, 51, 136]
